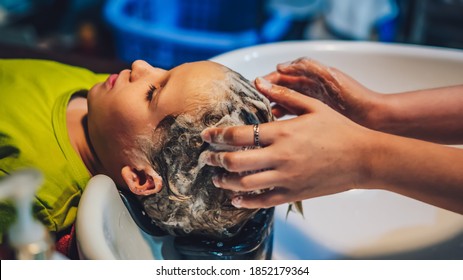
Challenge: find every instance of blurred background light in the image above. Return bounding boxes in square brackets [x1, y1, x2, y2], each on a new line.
[0, 0, 462, 70]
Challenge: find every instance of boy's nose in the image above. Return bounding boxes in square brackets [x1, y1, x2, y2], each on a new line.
[131, 60, 166, 80]
[131, 59, 150, 70]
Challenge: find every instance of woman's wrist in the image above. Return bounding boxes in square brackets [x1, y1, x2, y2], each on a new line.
[354, 128, 388, 190]
[355, 125, 410, 193]
[362, 92, 392, 132]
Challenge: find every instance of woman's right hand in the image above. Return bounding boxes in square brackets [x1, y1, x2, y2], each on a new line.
[263, 57, 381, 127]
[201, 78, 377, 209]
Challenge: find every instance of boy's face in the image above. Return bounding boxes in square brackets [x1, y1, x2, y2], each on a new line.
[87, 60, 274, 238]
[87, 60, 228, 185]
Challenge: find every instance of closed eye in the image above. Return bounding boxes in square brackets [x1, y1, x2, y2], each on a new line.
[146, 84, 157, 101]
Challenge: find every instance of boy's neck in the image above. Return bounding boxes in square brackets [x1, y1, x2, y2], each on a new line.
[66, 95, 102, 176]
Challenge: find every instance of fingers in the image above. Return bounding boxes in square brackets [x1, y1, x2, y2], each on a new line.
[255, 77, 319, 116]
[276, 57, 325, 76]
[211, 170, 294, 210]
[231, 187, 291, 209]
[263, 71, 316, 91]
[276, 58, 342, 95]
[263, 57, 319, 80]
[204, 146, 275, 172]
[275, 58, 339, 93]
[212, 169, 283, 192]
[201, 122, 273, 147]
[262, 71, 280, 84]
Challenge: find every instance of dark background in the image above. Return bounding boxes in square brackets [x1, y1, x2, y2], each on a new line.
[0, 0, 462, 73]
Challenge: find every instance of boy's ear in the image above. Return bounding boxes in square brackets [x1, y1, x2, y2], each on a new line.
[121, 165, 163, 196]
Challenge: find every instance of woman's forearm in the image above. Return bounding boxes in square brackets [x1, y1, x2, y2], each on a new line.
[368, 85, 463, 144]
[365, 131, 463, 214]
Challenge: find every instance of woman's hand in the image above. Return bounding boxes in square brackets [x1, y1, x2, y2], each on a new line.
[264, 57, 381, 128]
[267, 58, 463, 144]
[200, 78, 376, 209]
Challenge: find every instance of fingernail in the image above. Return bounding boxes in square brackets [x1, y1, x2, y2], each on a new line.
[204, 152, 212, 165]
[212, 175, 221, 188]
[232, 196, 242, 208]
[200, 128, 211, 142]
[256, 77, 272, 90]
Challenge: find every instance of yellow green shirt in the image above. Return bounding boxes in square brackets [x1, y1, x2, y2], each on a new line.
[0, 59, 107, 236]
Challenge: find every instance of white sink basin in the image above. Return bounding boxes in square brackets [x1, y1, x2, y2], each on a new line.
[76, 41, 463, 259]
[76, 175, 180, 260]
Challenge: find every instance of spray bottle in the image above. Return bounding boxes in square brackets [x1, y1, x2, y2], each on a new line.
[0, 169, 61, 259]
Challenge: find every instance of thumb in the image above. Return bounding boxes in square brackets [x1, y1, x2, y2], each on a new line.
[255, 77, 320, 116]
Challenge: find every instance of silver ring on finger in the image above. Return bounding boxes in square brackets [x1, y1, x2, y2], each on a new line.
[253, 123, 260, 147]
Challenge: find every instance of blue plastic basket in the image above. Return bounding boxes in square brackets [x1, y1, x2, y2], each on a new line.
[104, 0, 291, 69]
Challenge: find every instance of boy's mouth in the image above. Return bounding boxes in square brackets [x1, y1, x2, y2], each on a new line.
[106, 74, 119, 89]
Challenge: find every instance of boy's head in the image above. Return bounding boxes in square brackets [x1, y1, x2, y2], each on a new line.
[87, 60, 274, 238]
